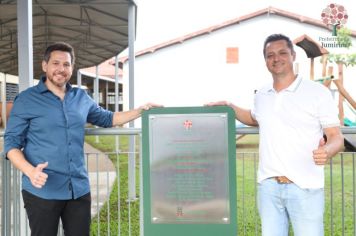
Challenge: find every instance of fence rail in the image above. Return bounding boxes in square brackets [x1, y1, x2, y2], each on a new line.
[1, 127, 356, 235]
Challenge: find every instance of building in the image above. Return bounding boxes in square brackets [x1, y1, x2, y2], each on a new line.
[119, 6, 356, 127]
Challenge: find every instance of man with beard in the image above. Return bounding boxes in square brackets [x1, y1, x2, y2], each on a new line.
[4, 42, 160, 236]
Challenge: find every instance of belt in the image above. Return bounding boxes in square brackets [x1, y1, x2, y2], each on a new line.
[274, 176, 293, 184]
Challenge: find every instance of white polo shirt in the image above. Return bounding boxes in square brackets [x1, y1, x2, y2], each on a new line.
[251, 76, 340, 189]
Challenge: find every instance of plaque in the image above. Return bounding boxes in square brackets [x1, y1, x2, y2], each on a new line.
[142, 106, 237, 236]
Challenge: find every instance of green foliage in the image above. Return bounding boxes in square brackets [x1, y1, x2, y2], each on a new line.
[327, 53, 356, 67]
[327, 27, 356, 67]
[337, 27, 352, 49]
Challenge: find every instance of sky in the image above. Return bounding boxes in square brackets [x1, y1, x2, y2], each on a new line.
[134, 0, 355, 50]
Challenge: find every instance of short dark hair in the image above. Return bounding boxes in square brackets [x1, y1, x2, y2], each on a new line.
[263, 34, 294, 58]
[43, 42, 75, 65]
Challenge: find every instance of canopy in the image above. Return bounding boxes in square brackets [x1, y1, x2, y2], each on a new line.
[0, 0, 136, 80]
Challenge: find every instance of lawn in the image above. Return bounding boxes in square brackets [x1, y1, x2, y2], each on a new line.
[86, 134, 355, 236]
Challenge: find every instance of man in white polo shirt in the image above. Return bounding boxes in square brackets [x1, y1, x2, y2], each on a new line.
[207, 34, 344, 236]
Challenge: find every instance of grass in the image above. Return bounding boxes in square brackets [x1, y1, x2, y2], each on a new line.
[85, 134, 355, 236]
[86, 135, 140, 236]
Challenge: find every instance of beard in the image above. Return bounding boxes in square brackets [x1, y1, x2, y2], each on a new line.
[47, 73, 70, 88]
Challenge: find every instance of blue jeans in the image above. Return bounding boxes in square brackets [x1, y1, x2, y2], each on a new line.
[258, 178, 324, 236]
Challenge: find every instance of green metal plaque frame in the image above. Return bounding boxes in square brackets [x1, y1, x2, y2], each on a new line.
[141, 106, 237, 236]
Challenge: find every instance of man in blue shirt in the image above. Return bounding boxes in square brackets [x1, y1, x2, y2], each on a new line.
[4, 42, 160, 236]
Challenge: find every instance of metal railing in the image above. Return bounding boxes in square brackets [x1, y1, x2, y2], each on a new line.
[1, 127, 356, 235]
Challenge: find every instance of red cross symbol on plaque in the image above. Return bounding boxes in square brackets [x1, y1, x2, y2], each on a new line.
[183, 120, 192, 130]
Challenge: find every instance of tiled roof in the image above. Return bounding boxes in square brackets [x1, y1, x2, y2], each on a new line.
[117, 6, 356, 64]
[82, 58, 123, 78]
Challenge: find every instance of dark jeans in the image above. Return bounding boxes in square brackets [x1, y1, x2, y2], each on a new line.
[22, 190, 91, 236]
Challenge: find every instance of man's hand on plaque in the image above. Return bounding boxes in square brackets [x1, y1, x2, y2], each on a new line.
[139, 103, 163, 113]
[205, 101, 232, 107]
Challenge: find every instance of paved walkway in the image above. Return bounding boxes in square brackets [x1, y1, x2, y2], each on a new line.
[84, 142, 116, 215]
[0, 138, 116, 217]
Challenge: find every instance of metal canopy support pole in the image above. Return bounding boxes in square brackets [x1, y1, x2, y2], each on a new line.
[94, 66, 99, 103]
[1, 157, 11, 236]
[128, 2, 137, 201]
[14, 1, 33, 235]
[77, 70, 82, 88]
[114, 56, 120, 152]
[1, 73, 6, 128]
[17, 0, 33, 92]
[0, 75, 9, 235]
[95, 65, 99, 143]
[114, 55, 121, 234]
[114, 56, 119, 113]
[105, 81, 109, 110]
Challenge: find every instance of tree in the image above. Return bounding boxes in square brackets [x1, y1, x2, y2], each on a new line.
[327, 27, 356, 66]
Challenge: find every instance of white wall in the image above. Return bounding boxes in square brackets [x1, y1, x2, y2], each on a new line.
[123, 14, 356, 126]
[0, 73, 19, 84]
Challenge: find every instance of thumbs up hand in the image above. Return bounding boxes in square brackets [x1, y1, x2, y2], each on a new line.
[29, 162, 49, 188]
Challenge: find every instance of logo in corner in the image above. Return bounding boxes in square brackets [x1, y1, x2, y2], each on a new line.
[321, 3, 348, 36]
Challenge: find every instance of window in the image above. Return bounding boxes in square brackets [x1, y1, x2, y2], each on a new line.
[226, 47, 239, 64]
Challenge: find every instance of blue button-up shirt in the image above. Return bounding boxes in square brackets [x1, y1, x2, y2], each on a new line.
[4, 76, 114, 200]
